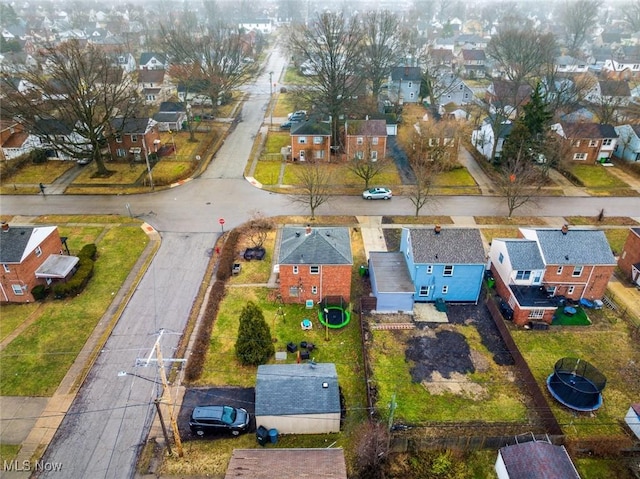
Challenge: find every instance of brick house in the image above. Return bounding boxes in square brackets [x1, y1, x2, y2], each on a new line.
[551, 122, 618, 164]
[275, 226, 352, 305]
[0, 223, 78, 303]
[290, 120, 331, 162]
[344, 119, 387, 161]
[488, 226, 616, 326]
[108, 117, 161, 163]
[618, 227, 640, 286]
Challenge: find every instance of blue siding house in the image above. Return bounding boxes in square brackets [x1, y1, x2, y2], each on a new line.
[614, 124, 640, 162]
[400, 227, 486, 303]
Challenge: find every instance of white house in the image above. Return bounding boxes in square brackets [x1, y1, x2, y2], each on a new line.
[254, 363, 341, 435]
[471, 116, 513, 160]
[555, 55, 589, 74]
[614, 124, 640, 162]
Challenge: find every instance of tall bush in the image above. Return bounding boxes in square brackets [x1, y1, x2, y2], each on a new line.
[235, 301, 274, 366]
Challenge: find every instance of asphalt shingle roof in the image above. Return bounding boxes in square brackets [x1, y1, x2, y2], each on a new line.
[290, 120, 331, 136]
[408, 228, 486, 264]
[368, 252, 414, 294]
[0, 225, 56, 263]
[278, 227, 352, 265]
[499, 441, 581, 478]
[255, 363, 340, 416]
[503, 240, 545, 270]
[521, 228, 616, 265]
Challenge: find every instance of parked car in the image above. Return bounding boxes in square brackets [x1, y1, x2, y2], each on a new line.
[244, 247, 266, 260]
[288, 111, 307, 122]
[280, 120, 293, 130]
[189, 405, 251, 437]
[76, 158, 92, 166]
[362, 187, 392, 200]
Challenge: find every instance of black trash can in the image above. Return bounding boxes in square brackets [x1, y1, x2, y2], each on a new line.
[256, 425, 269, 446]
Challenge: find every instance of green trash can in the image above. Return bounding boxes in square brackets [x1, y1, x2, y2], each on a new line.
[359, 265, 366, 277]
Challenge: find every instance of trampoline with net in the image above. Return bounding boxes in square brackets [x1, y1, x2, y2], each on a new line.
[546, 357, 606, 412]
[318, 296, 351, 329]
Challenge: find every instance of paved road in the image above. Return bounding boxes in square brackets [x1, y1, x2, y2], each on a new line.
[2, 42, 640, 479]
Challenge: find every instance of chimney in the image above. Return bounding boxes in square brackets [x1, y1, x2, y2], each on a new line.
[1, 222, 9, 232]
[561, 224, 569, 235]
[434, 224, 441, 234]
[305, 224, 312, 236]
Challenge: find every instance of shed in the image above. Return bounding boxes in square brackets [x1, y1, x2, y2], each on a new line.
[495, 440, 581, 479]
[255, 363, 341, 434]
[224, 448, 347, 479]
[625, 403, 640, 440]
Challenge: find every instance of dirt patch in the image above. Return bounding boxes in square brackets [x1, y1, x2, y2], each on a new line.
[405, 329, 475, 381]
[422, 372, 488, 400]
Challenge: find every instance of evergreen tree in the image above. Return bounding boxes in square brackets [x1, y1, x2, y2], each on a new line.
[522, 82, 552, 142]
[235, 302, 274, 366]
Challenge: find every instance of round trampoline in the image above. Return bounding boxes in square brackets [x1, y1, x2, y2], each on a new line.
[546, 357, 606, 412]
[318, 297, 351, 329]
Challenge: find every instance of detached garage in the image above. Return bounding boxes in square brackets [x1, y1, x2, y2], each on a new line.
[254, 363, 341, 434]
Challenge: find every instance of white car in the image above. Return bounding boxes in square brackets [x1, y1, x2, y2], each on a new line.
[362, 187, 392, 200]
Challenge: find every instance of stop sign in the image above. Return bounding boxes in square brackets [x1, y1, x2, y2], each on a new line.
[218, 218, 225, 225]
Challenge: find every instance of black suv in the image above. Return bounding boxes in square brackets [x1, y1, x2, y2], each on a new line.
[189, 405, 251, 437]
[243, 247, 266, 261]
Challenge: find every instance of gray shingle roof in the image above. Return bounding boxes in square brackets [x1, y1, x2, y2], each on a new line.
[278, 227, 352, 265]
[290, 120, 331, 136]
[369, 252, 414, 294]
[499, 441, 581, 478]
[255, 363, 340, 416]
[503, 240, 545, 270]
[523, 228, 616, 265]
[408, 228, 485, 264]
[0, 225, 56, 263]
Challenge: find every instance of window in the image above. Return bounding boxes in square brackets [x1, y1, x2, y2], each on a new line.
[372, 137, 379, 145]
[572, 266, 583, 277]
[419, 286, 430, 296]
[313, 150, 325, 159]
[310, 265, 319, 274]
[289, 286, 299, 297]
[429, 138, 440, 146]
[426, 265, 433, 274]
[442, 285, 449, 294]
[602, 138, 612, 146]
[46, 277, 52, 285]
[146, 94, 156, 101]
[370, 151, 378, 161]
[572, 140, 581, 147]
[589, 140, 598, 147]
[567, 285, 575, 294]
[116, 148, 127, 157]
[35, 246, 42, 257]
[498, 252, 504, 264]
[115, 134, 123, 143]
[573, 153, 587, 160]
[313, 136, 323, 144]
[131, 134, 138, 143]
[516, 270, 531, 280]
[355, 151, 364, 159]
[12, 284, 23, 295]
[528, 309, 544, 319]
[443, 265, 454, 276]
[3, 264, 10, 273]
[298, 137, 307, 144]
[311, 286, 318, 295]
[357, 136, 364, 145]
[293, 265, 298, 275]
[557, 266, 563, 274]
[408, 81, 413, 88]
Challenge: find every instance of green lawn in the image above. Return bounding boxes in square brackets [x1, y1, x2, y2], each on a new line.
[0, 223, 149, 396]
[570, 165, 629, 188]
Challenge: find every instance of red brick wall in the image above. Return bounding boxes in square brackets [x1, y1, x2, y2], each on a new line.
[542, 264, 614, 301]
[618, 230, 640, 282]
[279, 264, 351, 304]
[290, 135, 331, 162]
[1, 229, 63, 303]
[345, 136, 387, 161]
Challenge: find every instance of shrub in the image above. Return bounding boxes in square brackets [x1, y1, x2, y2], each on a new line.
[53, 244, 96, 298]
[31, 284, 48, 301]
[78, 243, 97, 260]
[235, 301, 274, 366]
[216, 229, 241, 281]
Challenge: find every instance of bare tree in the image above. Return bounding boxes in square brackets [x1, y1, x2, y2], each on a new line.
[287, 12, 364, 148]
[559, 0, 601, 56]
[353, 422, 389, 479]
[290, 163, 333, 219]
[486, 27, 557, 108]
[348, 147, 391, 189]
[623, 0, 640, 30]
[0, 40, 141, 176]
[361, 10, 401, 99]
[242, 211, 275, 248]
[495, 124, 544, 218]
[160, 22, 257, 115]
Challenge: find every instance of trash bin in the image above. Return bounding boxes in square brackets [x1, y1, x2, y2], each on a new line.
[359, 265, 366, 277]
[256, 426, 269, 446]
[268, 428, 278, 444]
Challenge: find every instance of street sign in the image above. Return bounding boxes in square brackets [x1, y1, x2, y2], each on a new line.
[219, 218, 225, 225]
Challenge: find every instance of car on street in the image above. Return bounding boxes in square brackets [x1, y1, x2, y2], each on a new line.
[189, 405, 251, 437]
[362, 187, 392, 200]
[77, 158, 92, 166]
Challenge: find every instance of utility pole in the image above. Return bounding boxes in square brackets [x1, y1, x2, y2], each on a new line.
[154, 398, 172, 456]
[155, 342, 184, 457]
[269, 71, 274, 128]
[386, 393, 397, 452]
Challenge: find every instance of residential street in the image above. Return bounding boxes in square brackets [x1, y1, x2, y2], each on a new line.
[1, 42, 640, 479]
